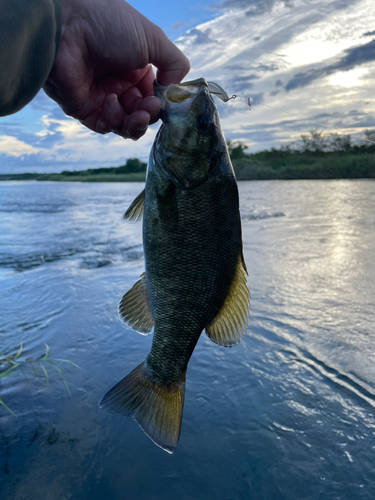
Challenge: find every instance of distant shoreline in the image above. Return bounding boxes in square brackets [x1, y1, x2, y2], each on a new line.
[2, 132, 375, 181]
[0, 172, 147, 182]
[1, 152, 375, 182]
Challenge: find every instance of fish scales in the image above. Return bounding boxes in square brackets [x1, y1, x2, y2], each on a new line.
[99, 78, 250, 453]
[144, 170, 241, 383]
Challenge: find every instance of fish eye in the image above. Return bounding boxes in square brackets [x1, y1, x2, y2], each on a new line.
[196, 114, 210, 130]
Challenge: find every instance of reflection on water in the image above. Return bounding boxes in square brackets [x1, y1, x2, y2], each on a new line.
[1, 180, 375, 499]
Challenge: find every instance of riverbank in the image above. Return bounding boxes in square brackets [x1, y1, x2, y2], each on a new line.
[233, 152, 375, 180]
[0, 171, 146, 182]
[1, 152, 374, 182]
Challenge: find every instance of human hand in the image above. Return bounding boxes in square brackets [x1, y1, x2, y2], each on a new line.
[43, 0, 190, 140]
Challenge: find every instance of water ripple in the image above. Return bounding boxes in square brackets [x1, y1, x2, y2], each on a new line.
[241, 210, 285, 221]
[249, 328, 375, 410]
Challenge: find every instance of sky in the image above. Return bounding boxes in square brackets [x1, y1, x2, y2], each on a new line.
[1, 0, 375, 173]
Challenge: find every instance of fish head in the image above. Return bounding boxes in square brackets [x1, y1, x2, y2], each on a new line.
[153, 79, 226, 189]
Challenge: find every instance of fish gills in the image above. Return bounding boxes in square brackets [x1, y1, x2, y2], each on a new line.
[98, 361, 185, 453]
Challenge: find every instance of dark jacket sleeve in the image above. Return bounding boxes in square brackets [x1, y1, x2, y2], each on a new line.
[0, 0, 61, 116]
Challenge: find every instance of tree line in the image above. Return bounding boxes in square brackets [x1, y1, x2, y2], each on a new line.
[227, 130, 375, 180]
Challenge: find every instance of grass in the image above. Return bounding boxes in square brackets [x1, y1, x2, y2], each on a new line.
[232, 153, 375, 180]
[229, 131, 375, 180]
[0, 343, 80, 414]
[0, 157, 147, 182]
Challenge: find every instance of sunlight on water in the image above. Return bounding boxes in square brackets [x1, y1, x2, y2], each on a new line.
[1, 180, 375, 499]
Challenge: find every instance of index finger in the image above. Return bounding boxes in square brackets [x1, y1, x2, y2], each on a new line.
[146, 25, 190, 86]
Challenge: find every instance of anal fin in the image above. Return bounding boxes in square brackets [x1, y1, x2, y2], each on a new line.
[118, 273, 154, 334]
[123, 189, 145, 222]
[205, 253, 250, 347]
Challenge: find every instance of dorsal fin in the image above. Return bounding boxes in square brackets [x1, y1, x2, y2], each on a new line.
[123, 189, 145, 222]
[118, 273, 154, 334]
[205, 253, 250, 347]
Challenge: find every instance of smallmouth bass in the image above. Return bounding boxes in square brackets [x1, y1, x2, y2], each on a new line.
[99, 78, 250, 453]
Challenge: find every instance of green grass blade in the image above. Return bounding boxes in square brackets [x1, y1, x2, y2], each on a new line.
[14, 343, 23, 360]
[0, 365, 18, 378]
[46, 360, 71, 396]
[28, 362, 41, 380]
[40, 363, 49, 387]
[0, 397, 14, 415]
[35, 344, 49, 362]
[0, 344, 79, 415]
[19, 366, 31, 387]
[53, 359, 82, 370]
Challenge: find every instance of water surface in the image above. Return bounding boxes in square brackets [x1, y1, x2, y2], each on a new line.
[1, 180, 375, 499]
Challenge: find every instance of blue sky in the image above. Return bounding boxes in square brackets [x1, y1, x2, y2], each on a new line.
[1, 0, 375, 173]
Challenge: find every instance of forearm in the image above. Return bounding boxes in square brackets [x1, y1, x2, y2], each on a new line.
[0, 0, 61, 116]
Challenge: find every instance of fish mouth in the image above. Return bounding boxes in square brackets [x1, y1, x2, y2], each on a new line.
[154, 78, 231, 105]
[154, 78, 208, 102]
[154, 78, 210, 122]
[154, 78, 231, 123]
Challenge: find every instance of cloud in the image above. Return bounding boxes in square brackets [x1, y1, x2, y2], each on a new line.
[171, 22, 188, 30]
[222, 107, 375, 149]
[169, 17, 200, 32]
[0, 136, 42, 157]
[0, 120, 24, 135]
[230, 74, 259, 92]
[184, 28, 219, 44]
[210, 0, 291, 16]
[178, 0, 362, 83]
[338, 38, 375, 67]
[285, 38, 375, 90]
[225, 63, 280, 77]
[363, 30, 375, 37]
[0, 112, 159, 173]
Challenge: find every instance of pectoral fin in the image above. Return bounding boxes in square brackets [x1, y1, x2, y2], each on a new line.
[118, 273, 154, 334]
[123, 189, 145, 222]
[205, 253, 250, 347]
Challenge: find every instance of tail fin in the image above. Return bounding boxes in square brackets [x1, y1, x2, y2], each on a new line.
[98, 361, 185, 454]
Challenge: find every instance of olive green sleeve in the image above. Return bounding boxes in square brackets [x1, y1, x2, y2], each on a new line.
[0, 0, 61, 116]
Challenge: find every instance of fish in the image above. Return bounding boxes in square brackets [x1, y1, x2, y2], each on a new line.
[98, 78, 250, 453]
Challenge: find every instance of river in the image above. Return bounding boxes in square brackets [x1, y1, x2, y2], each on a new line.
[1, 180, 374, 499]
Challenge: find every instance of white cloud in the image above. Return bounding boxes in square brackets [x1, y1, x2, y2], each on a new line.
[39, 116, 156, 164]
[175, 0, 375, 150]
[329, 68, 368, 88]
[0, 114, 157, 172]
[0, 136, 42, 157]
